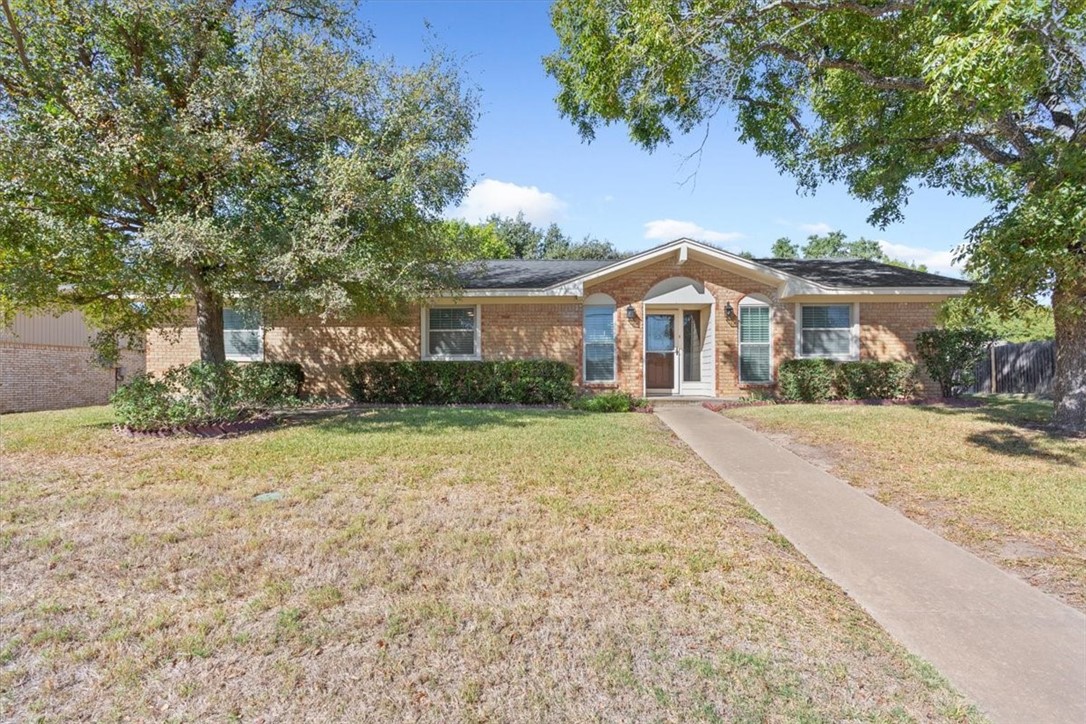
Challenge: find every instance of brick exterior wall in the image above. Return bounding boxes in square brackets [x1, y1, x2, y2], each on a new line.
[480, 302, 583, 370]
[142, 264, 947, 400]
[584, 258, 794, 397]
[265, 312, 420, 397]
[1, 344, 145, 413]
[859, 300, 942, 396]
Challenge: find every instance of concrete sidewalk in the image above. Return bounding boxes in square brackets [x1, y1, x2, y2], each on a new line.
[656, 406, 1086, 724]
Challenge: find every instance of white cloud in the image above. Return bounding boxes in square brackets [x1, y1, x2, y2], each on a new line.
[452, 179, 567, 225]
[798, 221, 834, 235]
[643, 219, 744, 247]
[878, 240, 962, 275]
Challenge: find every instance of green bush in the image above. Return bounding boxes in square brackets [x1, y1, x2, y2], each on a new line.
[234, 362, 305, 406]
[572, 391, 645, 412]
[111, 361, 304, 430]
[110, 374, 178, 431]
[340, 360, 576, 405]
[778, 359, 919, 402]
[778, 359, 837, 402]
[916, 328, 991, 397]
[834, 361, 918, 400]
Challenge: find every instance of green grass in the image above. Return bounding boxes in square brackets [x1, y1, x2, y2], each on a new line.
[726, 396, 1086, 608]
[0, 405, 982, 721]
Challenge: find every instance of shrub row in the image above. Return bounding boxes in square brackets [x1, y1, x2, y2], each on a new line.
[340, 360, 577, 405]
[111, 361, 304, 431]
[777, 359, 918, 402]
[571, 390, 647, 413]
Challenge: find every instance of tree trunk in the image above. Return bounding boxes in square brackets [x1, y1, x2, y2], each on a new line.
[192, 279, 226, 364]
[1051, 271, 1086, 433]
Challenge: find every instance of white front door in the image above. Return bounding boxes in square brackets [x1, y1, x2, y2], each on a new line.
[644, 307, 713, 396]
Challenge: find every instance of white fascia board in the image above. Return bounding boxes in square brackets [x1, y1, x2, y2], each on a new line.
[452, 283, 585, 298]
[779, 279, 970, 298]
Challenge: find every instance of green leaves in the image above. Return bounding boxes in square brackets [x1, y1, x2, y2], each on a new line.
[1, 0, 476, 357]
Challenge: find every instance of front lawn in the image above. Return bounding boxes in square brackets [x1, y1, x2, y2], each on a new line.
[726, 398, 1086, 610]
[0, 406, 979, 721]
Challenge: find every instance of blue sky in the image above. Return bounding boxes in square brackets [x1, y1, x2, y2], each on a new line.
[365, 1, 991, 275]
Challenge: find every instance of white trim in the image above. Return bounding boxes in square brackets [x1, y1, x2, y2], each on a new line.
[568, 238, 798, 289]
[738, 296, 772, 384]
[794, 302, 860, 361]
[582, 296, 617, 384]
[780, 281, 969, 298]
[421, 304, 482, 361]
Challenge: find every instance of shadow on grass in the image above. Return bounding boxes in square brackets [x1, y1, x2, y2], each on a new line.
[917, 396, 1059, 433]
[965, 428, 1080, 465]
[286, 406, 587, 437]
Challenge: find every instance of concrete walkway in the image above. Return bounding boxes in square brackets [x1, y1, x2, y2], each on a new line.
[656, 406, 1086, 724]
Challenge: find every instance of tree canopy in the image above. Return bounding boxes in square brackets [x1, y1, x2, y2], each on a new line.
[546, 0, 1086, 430]
[0, 0, 476, 362]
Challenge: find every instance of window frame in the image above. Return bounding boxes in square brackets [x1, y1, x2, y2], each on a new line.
[421, 305, 481, 361]
[223, 307, 264, 362]
[794, 303, 860, 361]
[582, 295, 617, 384]
[738, 296, 773, 385]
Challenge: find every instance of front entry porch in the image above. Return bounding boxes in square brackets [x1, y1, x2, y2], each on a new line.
[641, 277, 716, 398]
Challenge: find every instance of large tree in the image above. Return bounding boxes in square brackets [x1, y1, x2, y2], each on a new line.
[546, 0, 1086, 431]
[0, 0, 475, 363]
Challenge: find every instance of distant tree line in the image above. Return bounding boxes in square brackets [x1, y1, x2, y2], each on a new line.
[770, 231, 928, 272]
[443, 213, 625, 260]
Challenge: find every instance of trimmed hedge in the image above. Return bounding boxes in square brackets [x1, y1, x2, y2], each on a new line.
[111, 361, 305, 431]
[778, 359, 917, 402]
[778, 359, 837, 402]
[834, 361, 918, 400]
[341, 360, 577, 405]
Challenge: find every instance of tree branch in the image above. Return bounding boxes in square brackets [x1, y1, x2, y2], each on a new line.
[760, 0, 917, 19]
[757, 43, 926, 92]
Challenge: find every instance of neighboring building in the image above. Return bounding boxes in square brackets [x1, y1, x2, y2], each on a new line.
[146, 238, 969, 399]
[1, 311, 145, 414]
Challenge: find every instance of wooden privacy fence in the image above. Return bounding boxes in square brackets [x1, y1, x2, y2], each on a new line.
[965, 340, 1056, 395]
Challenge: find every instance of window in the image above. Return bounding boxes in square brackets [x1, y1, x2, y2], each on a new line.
[424, 306, 479, 359]
[223, 308, 263, 361]
[798, 304, 857, 359]
[583, 296, 615, 382]
[739, 297, 771, 383]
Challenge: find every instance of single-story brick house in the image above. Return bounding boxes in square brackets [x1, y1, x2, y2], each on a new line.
[147, 238, 970, 398]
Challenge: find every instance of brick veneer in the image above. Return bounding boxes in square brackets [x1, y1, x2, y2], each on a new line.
[584, 257, 794, 397]
[143, 265, 947, 399]
[1, 344, 145, 413]
[859, 300, 943, 395]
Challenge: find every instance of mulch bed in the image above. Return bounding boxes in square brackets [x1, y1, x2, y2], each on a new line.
[704, 397, 987, 412]
[114, 416, 278, 438]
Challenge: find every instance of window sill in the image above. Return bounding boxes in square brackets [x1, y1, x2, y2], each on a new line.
[795, 354, 859, 362]
[226, 355, 264, 363]
[583, 381, 618, 388]
[421, 356, 482, 362]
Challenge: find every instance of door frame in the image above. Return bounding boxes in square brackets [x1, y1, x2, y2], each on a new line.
[642, 304, 715, 397]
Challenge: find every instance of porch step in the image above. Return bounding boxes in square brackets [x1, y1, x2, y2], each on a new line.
[646, 396, 734, 408]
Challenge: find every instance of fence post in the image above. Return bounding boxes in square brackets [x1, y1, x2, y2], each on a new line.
[990, 344, 997, 394]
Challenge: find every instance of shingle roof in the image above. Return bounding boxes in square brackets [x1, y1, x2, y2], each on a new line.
[457, 259, 614, 289]
[455, 255, 967, 291]
[753, 258, 968, 288]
